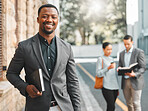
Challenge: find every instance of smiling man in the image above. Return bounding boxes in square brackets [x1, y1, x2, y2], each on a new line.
[6, 4, 81, 111]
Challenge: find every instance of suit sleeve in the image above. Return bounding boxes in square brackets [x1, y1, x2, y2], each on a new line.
[134, 50, 146, 78]
[6, 43, 28, 96]
[66, 46, 81, 111]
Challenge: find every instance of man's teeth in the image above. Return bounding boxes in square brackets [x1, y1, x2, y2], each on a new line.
[45, 24, 52, 26]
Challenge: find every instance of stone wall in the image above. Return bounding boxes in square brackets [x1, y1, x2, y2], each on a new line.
[0, 0, 59, 111]
[2, 0, 42, 78]
[0, 81, 25, 111]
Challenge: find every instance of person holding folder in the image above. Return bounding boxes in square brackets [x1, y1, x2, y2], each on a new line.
[6, 4, 81, 111]
[118, 35, 146, 111]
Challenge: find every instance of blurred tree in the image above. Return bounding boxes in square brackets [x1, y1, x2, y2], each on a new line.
[60, 0, 126, 45]
[60, 0, 80, 45]
[93, 0, 126, 44]
[60, 0, 94, 45]
[105, 0, 126, 42]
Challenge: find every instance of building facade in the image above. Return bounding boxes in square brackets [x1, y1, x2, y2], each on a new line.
[0, 0, 59, 111]
[126, 0, 148, 56]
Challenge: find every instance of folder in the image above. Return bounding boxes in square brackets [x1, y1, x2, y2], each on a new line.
[118, 63, 138, 75]
[27, 68, 45, 92]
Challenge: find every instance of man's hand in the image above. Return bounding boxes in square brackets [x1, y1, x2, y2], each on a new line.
[26, 85, 42, 98]
[117, 67, 121, 72]
[125, 70, 136, 77]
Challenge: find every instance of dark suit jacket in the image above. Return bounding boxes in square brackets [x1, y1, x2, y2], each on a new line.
[6, 33, 81, 111]
[118, 47, 146, 90]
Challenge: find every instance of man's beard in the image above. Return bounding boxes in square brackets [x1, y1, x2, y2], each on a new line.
[43, 22, 54, 34]
[43, 28, 53, 34]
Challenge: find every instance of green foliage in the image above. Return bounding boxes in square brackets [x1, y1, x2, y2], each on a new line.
[60, 0, 126, 45]
[60, 0, 80, 44]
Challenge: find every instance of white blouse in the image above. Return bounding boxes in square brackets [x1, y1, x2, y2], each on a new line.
[96, 56, 119, 90]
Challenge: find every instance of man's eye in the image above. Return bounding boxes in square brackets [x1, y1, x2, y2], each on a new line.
[52, 16, 57, 19]
[42, 16, 47, 18]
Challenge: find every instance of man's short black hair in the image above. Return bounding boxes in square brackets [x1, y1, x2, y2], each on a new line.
[123, 35, 133, 41]
[38, 4, 59, 16]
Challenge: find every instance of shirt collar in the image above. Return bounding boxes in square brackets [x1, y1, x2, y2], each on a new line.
[125, 45, 133, 53]
[38, 33, 56, 45]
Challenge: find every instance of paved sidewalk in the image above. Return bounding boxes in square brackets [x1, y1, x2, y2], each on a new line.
[77, 70, 103, 111]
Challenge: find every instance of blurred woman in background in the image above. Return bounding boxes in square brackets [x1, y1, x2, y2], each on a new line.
[96, 42, 119, 111]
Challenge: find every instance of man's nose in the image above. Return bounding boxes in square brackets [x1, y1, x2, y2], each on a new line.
[46, 16, 52, 22]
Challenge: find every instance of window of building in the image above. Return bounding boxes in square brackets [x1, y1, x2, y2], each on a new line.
[0, 1, 3, 80]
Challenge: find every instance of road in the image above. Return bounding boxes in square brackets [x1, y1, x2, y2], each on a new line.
[76, 61, 148, 111]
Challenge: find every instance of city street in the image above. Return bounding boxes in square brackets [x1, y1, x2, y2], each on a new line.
[76, 60, 148, 111]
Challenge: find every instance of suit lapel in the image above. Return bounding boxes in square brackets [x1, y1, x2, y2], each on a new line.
[32, 34, 50, 79]
[52, 37, 62, 76]
[130, 48, 136, 65]
[122, 51, 125, 67]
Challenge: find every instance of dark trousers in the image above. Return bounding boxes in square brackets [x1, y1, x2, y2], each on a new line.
[102, 87, 118, 111]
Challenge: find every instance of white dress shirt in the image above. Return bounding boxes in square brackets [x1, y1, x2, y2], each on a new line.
[124, 46, 133, 78]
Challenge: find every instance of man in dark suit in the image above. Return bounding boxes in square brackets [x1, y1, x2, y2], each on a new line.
[6, 4, 81, 111]
[118, 35, 146, 111]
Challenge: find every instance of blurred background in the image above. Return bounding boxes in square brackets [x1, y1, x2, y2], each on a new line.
[0, 0, 148, 111]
